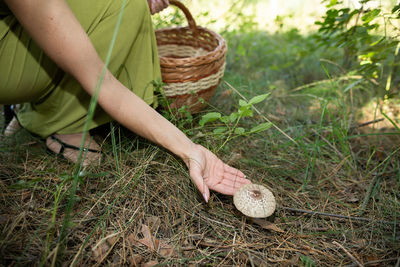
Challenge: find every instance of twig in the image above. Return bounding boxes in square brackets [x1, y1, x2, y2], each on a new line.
[353, 118, 384, 129]
[290, 75, 363, 92]
[344, 257, 400, 267]
[225, 81, 298, 145]
[280, 206, 399, 226]
[333, 241, 364, 267]
[246, 251, 255, 267]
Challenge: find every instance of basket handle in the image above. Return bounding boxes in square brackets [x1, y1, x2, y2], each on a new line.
[169, 0, 198, 36]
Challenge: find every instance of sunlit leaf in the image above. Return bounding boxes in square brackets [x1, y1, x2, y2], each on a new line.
[393, 4, 400, 18]
[199, 112, 221, 126]
[239, 99, 248, 107]
[213, 127, 228, 135]
[229, 112, 238, 122]
[249, 93, 270, 105]
[238, 106, 253, 117]
[249, 122, 272, 133]
[234, 127, 245, 135]
[220, 116, 229, 123]
[361, 9, 381, 24]
[326, 0, 338, 8]
[343, 79, 364, 92]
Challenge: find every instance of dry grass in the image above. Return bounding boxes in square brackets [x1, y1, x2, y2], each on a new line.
[1, 3, 400, 262]
[1, 89, 399, 266]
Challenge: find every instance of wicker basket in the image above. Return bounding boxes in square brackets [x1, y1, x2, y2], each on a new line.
[155, 0, 227, 113]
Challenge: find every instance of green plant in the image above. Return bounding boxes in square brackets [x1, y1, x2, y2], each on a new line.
[314, 0, 400, 97]
[198, 93, 273, 150]
[151, 6, 186, 29]
[300, 255, 316, 267]
[152, 79, 196, 134]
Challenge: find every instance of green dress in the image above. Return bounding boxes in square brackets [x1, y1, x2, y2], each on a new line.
[0, 0, 161, 137]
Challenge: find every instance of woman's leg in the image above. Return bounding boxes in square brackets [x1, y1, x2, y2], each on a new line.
[1, 0, 161, 165]
[16, 0, 161, 137]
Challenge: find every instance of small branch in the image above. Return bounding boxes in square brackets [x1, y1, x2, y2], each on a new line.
[290, 75, 363, 92]
[358, 257, 400, 267]
[352, 118, 384, 129]
[333, 241, 364, 267]
[280, 206, 399, 226]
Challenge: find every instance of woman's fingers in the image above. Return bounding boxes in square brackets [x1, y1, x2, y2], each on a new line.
[187, 144, 250, 200]
[211, 179, 245, 195]
[207, 171, 251, 195]
[222, 171, 249, 183]
[222, 166, 250, 183]
[224, 164, 246, 178]
[189, 160, 210, 203]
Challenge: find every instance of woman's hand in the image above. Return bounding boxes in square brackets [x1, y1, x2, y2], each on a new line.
[147, 0, 169, 14]
[185, 144, 252, 202]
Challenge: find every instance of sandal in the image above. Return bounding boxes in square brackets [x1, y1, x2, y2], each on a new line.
[3, 105, 22, 136]
[46, 133, 102, 167]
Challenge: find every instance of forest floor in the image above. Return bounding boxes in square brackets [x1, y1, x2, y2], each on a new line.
[1, 4, 400, 266]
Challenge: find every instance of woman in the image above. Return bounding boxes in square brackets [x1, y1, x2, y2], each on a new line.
[0, 0, 250, 202]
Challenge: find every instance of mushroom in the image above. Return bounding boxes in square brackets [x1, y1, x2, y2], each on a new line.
[233, 184, 276, 218]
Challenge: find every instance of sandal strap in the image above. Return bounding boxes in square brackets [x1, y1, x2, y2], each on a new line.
[50, 135, 101, 153]
[3, 105, 21, 134]
[4, 105, 14, 126]
[10, 105, 21, 123]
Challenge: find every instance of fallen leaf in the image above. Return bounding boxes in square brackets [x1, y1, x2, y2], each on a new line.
[146, 216, 161, 232]
[287, 254, 301, 265]
[276, 106, 286, 116]
[107, 235, 119, 245]
[127, 233, 136, 245]
[252, 218, 285, 233]
[91, 232, 120, 263]
[220, 89, 232, 98]
[129, 224, 177, 257]
[345, 195, 360, 203]
[129, 254, 143, 267]
[139, 224, 158, 250]
[141, 260, 158, 267]
[158, 242, 175, 257]
[92, 242, 110, 262]
[344, 187, 360, 203]
[112, 254, 121, 265]
[366, 255, 380, 266]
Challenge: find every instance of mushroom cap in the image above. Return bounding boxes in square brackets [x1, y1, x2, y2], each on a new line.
[233, 184, 276, 218]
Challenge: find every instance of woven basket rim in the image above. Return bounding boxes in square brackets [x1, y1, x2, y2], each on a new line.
[156, 26, 227, 66]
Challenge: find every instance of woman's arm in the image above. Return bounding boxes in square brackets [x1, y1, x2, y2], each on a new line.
[5, 0, 250, 201]
[5, 0, 192, 161]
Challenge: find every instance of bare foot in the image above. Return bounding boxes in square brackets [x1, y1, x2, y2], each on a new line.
[4, 117, 22, 136]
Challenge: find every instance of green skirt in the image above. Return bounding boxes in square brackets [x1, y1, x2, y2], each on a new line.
[0, 0, 161, 137]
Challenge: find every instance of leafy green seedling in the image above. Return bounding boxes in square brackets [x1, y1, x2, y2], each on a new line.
[199, 93, 272, 150]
